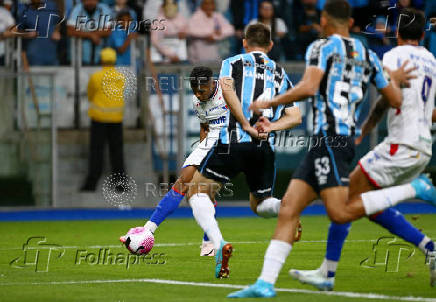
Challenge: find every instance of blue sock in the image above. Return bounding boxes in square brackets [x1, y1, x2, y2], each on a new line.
[150, 188, 185, 226]
[324, 222, 351, 278]
[369, 208, 429, 249]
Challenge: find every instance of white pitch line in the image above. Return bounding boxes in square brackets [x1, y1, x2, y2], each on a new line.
[0, 278, 434, 302]
[0, 239, 377, 251]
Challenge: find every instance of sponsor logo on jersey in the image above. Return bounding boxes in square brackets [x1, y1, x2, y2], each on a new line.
[209, 116, 226, 125]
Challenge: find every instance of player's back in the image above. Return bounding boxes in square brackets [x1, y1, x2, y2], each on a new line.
[219, 51, 291, 144]
[383, 45, 436, 156]
[307, 34, 388, 137]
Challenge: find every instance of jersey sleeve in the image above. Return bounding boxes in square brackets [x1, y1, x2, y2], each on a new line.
[369, 50, 389, 89]
[219, 58, 232, 79]
[305, 39, 329, 71]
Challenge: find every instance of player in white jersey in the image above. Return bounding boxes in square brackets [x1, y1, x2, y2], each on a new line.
[120, 67, 228, 256]
[287, 8, 436, 291]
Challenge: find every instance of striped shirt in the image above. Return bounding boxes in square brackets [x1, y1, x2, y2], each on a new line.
[306, 34, 389, 137]
[219, 51, 293, 145]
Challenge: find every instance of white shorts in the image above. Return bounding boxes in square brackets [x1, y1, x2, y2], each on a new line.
[358, 141, 430, 188]
[182, 136, 219, 168]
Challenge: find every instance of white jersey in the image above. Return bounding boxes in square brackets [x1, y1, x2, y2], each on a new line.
[182, 81, 228, 168]
[192, 81, 228, 137]
[382, 46, 436, 156]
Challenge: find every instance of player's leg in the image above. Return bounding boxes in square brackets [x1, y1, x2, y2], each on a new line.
[293, 146, 436, 289]
[187, 171, 233, 278]
[144, 165, 197, 233]
[228, 179, 317, 298]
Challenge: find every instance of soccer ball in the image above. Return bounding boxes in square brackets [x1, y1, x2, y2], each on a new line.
[120, 227, 154, 255]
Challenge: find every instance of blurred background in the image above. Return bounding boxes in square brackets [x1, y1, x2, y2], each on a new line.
[1, 0, 436, 208]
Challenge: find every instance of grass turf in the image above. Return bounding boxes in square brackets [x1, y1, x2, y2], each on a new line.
[0, 215, 435, 301]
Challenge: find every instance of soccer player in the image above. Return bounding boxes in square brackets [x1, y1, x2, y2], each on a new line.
[228, 1, 436, 298]
[121, 66, 229, 256]
[289, 8, 436, 290]
[185, 23, 302, 278]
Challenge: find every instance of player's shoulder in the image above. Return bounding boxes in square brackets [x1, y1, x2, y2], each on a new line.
[192, 93, 201, 103]
[222, 54, 245, 65]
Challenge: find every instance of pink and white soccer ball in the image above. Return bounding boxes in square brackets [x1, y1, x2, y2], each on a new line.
[121, 227, 154, 255]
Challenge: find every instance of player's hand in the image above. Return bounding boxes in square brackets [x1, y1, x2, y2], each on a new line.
[249, 99, 271, 115]
[388, 60, 418, 88]
[255, 116, 272, 134]
[242, 124, 261, 140]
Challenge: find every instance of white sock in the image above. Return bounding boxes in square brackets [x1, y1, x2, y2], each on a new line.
[361, 184, 416, 215]
[189, 193, 223, 250]
[144, 221, 158, 233]
[259, 240, 292, 284]
[256, 197, 281, 218]
[319, 258, 338, 278]
[418, 236, 433, 254]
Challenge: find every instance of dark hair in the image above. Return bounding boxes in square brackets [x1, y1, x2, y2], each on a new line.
[117, 9, 131, 20]
[190, 66, 213, 90]
[398, 8, 425, 41]
[323, 0, 351, 22]
[258, 1, 276, 39]
[245, 23, 271, 47]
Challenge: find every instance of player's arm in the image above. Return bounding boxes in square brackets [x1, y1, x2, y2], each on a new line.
[199, 123, 209, 142]
[257, 106, 302, 133]
[250, 67, 324, 112]
[432, 109, 436, 123]
[219, 77, 258, 137]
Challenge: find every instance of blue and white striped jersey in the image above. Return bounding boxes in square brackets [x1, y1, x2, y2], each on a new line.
[218, 51, 293, 145]
[306, 34, 389, 137]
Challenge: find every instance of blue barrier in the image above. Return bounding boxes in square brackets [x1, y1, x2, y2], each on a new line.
[0, 202, 434, 221]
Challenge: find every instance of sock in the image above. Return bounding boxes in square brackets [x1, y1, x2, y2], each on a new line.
[256, 197, 281, 218]
[149, 188, 185, 227]
[419, 236, 435, 253]
[369, 208, 428, 251]
[203, 211, 217, 242]
[319, 258, 338, 279]
[259, 240, 292, 284]
[144, 221, 158, 233]
[319, 222, 351, 278]
[361, 184, 415, 215]
[189, 193, 223, 250]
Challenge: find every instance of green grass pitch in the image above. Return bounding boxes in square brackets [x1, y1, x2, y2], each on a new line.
[0, 215, 435, 301]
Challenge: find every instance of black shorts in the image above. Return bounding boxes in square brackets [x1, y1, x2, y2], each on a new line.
[292, 135, 355, 193]
[199, 141, 275, 199]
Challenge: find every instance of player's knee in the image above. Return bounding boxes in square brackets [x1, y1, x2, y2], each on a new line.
[277, 201, 298, 220]
[328, 210, 351, 224]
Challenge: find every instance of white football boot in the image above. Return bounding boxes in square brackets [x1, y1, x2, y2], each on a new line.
[289, 268, 334, 291]
[200, 241, 215, 257]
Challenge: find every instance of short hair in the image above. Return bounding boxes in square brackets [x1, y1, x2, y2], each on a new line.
[117, 10, 131, 20]
[398, 8, 426, 41]
[190, 66, 213, 90]
[244, 23, 271, 47]
[323, 0, 351, 23]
